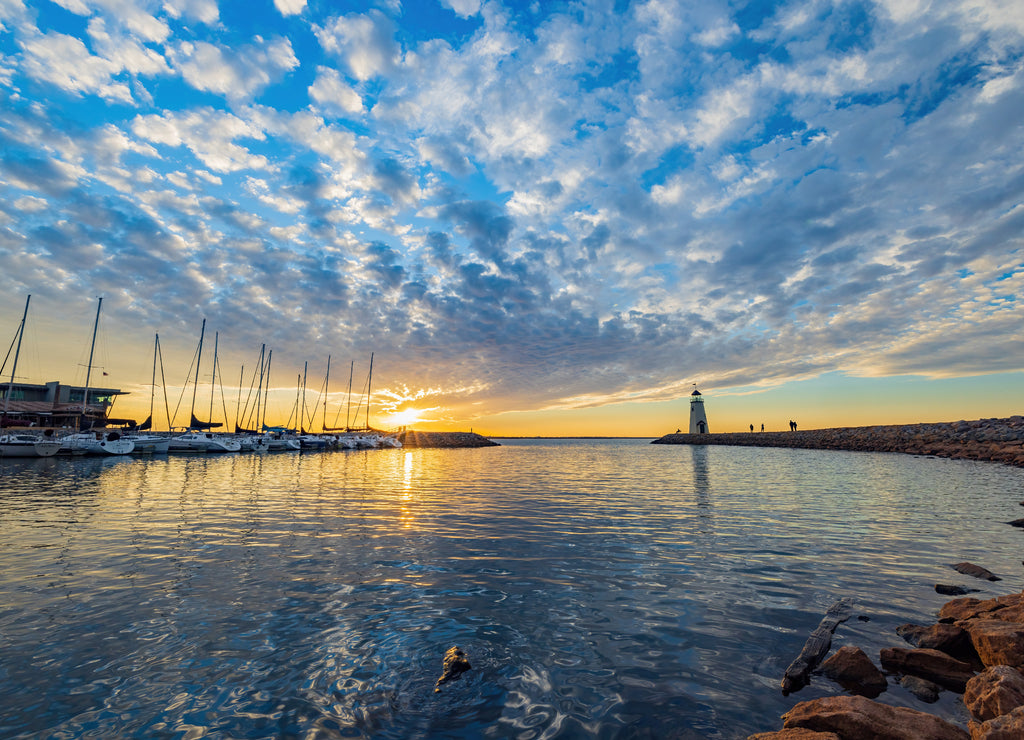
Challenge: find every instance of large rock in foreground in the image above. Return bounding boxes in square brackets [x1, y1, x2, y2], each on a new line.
[781, 695, 968, 739]
[964, 666, 1024, 723]
[396, 431, 499, 448]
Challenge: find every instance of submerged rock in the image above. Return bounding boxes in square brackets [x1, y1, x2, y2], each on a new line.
[900, 675, 942, 703]
[434, 645, 472, 692]
[936, 584, 981, 596]
[952, 562, 1001, 581]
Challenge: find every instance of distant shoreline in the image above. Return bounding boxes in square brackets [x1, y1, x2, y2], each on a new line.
[651, 417, 1024, 468]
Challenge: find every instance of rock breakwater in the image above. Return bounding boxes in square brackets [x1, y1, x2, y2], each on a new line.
[652, 417, 1024, 468]
[395, 430, 499, 448]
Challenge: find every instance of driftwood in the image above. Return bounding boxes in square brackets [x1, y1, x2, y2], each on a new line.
[782, 598, 855, 695]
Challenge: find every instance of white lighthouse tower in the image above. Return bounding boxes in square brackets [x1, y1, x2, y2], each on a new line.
[689, 386, 710, 434]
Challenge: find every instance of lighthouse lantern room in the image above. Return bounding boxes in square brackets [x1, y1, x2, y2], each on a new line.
[689, 387, 710, 434]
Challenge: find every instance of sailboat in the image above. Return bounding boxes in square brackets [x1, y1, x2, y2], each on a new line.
[0, 295, 62, 458]
[322, 354, 401, 449]
[168, 321, 240, 453]
[124, 334, 170, 454]
[58, 298, 134, 455]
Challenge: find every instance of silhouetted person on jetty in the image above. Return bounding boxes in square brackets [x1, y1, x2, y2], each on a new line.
[750, 424, 754, 432]
[760, 423, 764, 432]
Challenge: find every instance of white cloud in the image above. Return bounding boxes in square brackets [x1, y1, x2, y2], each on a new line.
[86, 17, 171, 76]
[52, 0, 170, 43]
[440, 0, 480, 19]
[308, 66, 364, 115]
[161, 0, 218, 25]
[314, 11, 399, 81]
[131, 108, 270, 173]
[20, 31, 133, 102]
[693, 21, 739, 47]
[169, 36, 299, 104]
[274, 0, 306, 17]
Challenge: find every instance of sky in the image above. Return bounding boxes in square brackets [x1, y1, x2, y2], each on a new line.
[0, 0, 1022, 436]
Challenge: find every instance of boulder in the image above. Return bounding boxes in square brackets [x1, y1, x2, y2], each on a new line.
[747, 730, 840, 740]
[968, 705, 1024, 739]
[940, 597, 1001, 623]
[879, 647, 975, 692]
[819, 646, 887, 697]
[896, 623, 982, 668]
[901, 675, 942, 703]
[962, 619, 1024, 670]
[781, 695, 968, 739]
[964, 666, 1024, 722]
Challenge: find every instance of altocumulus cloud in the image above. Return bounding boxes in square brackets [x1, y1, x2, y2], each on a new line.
[0, 0, 1020, 422]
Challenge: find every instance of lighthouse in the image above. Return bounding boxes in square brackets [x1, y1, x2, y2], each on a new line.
[689, 386, 710, 434]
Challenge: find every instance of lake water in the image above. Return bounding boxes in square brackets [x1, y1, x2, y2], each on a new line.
[2, 439, 1023, 739]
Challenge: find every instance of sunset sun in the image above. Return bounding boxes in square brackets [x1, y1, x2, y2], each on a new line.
[389, 408, 423, 428]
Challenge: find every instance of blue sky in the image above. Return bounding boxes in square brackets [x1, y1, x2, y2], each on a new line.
[1, 0, 1022, 433]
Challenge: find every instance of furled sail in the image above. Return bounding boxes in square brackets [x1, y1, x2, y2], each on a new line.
[190, 413, 221, 430]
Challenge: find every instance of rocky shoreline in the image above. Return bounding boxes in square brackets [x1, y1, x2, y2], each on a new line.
[751, 587, 1024, 739]
[652, 417, 1024, 468]
[395, 430, 500, 448]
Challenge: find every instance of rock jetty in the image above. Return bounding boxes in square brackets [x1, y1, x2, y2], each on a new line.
[653, 417, 1024, 468]
[750, 589, 1024, 739]
[396, 430, 499, 448]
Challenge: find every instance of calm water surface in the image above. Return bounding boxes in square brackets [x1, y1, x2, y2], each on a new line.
[2, 440, 1024, 739]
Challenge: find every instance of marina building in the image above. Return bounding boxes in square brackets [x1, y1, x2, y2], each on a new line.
[0, 381, 129, 429]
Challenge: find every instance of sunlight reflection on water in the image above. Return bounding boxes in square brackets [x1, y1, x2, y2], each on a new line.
[1, 441, 1023, 738]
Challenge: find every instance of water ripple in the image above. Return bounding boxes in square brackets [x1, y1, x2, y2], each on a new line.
[2, 441, 1023, 737]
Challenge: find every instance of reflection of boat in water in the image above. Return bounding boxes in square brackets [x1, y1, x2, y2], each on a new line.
[59, 430, 135, 456]
[168, 432, 241, 453]
[0, 432, 62, 458]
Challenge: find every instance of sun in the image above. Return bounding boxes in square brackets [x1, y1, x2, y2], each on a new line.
[389, 408, 423, 427]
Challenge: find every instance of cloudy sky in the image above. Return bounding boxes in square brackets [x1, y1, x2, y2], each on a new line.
[1, 0, 1021, 435]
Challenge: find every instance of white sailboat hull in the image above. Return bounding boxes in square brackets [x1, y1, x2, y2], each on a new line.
[0, 434, 62, 458]
[168, 432, 241, 453]
[60, 432, 135, 456]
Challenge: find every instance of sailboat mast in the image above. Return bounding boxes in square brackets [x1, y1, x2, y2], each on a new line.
[209, 331, 218, 428]
[322, 355, 331, 433]
[365, 352, 373, 429]
[345, 360, 353, 430]
[235, 364, 244, 430]
[189, 318, 206, 425]
[261, 350, 272, 431]
[82, 297, 102, 418]
[3, 294, 31, 420]
[301, 361, 308, 431]
[255, 345, 265, 432]
[149, 333, 158, 424]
